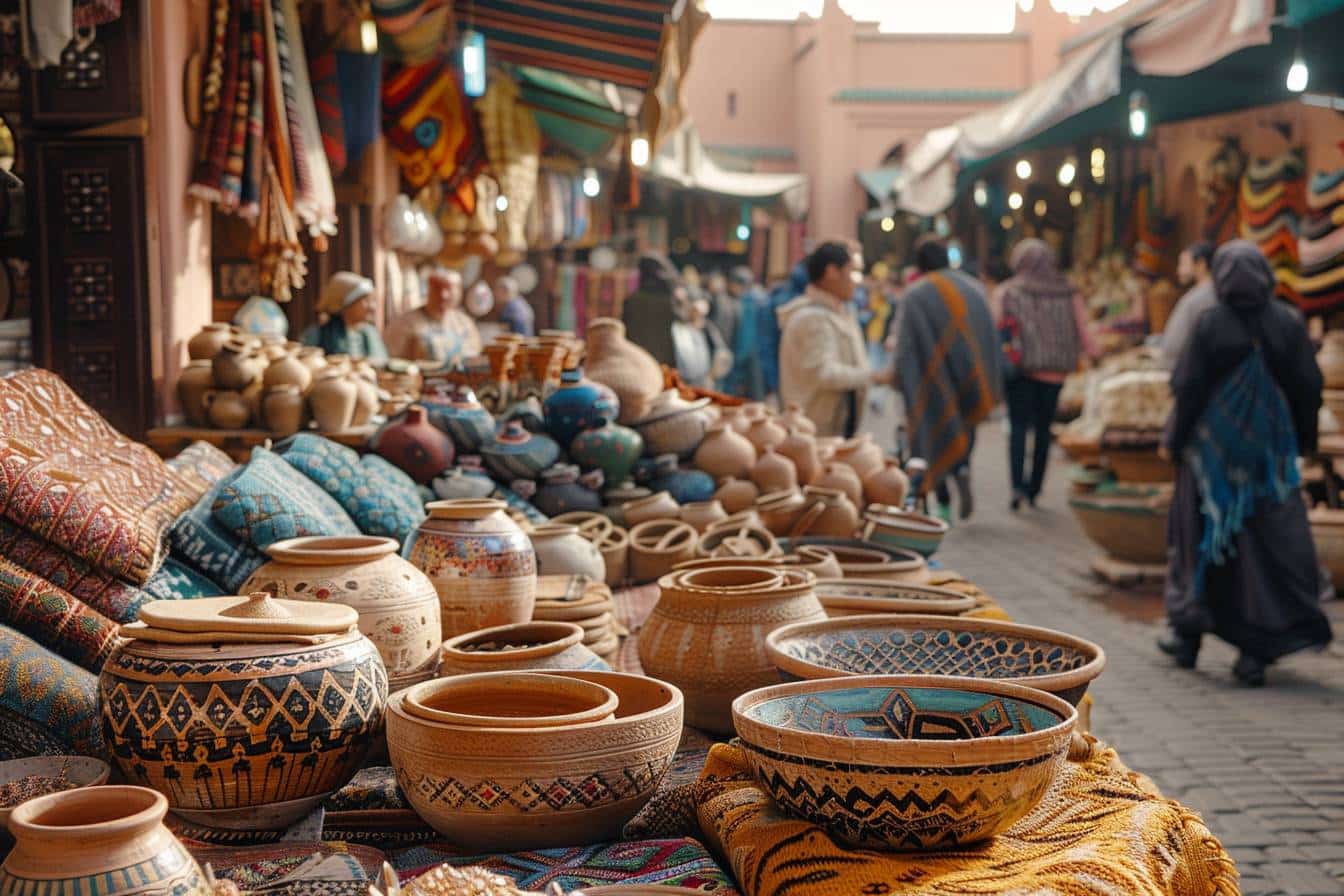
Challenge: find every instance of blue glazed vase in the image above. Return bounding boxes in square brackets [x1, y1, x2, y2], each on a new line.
[543, 367, 619, 449]
[649, 454, 715, 505]
[233, 295, 290, 338]
[481, 420, 561, 482]
[570, 416, 643, 487]
[422, 385, 496, 454]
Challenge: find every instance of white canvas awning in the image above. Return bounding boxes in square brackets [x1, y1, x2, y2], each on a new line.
[650, 121, 810, 218]
[1128, 0, 1273, 76]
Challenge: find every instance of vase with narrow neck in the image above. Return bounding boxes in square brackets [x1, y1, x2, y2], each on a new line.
[584, 318, 663, 425]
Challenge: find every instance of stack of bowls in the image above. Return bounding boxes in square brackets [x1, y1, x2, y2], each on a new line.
[531, 575, 620, 664]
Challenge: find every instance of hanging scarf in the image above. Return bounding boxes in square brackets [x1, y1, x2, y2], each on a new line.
[382, 58, 484, 211]
[1186, 345, 1300, 596]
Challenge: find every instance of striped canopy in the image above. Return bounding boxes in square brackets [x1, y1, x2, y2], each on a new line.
[452, 0, 677, 89]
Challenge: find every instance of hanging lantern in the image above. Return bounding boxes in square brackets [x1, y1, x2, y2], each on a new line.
[1128, 90, 1149, 139]
[462, 29, 486, 98]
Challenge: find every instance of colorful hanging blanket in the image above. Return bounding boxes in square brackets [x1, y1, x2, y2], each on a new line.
[383, 58, 484, 207]
[0, 625, 103, 758]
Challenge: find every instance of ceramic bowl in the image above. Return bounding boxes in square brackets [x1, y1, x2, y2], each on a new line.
[814, 578, 979, 617]
[387, 670, 683, 850]
[403, 672, 618, 728]
[765, 614, 1106, 705]
[0, 756, 109, 825]
[779, 537, 930, 583]
[732, 675, 1076, 850]
[861, 506, 949, 557]
[439, 621, 611, 676]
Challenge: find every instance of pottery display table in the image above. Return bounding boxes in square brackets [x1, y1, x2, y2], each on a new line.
[146, 425, 376, 462]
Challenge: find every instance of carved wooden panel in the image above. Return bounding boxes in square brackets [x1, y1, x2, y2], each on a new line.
[57, 35, 107, 90]
[65, 258, 114, 321]
[62, 169, 112, 232]
[27, 0, 140, 124]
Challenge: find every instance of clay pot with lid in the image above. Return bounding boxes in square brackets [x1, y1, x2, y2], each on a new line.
[0, 786, 216, 896]
[177, 359, 215, 426]
[439, 621, 610, 676]
[309, 367, 358, 432]
[405, 499, 538, 639]
[583, 318, 664, 425]
[373, 405, 457, 484]
[262, 384, 305, 436]
[638, 566, 825, 733]
[529, 523, 606, 581]
[241, 535, 442, 690]
[752, 445, 799, 494]
[746, 414, 787, 454]
[187, 322, 233, 361]
[833, 433, 884, 481]
[204, 389, 251, 429]
[815, 462, 864, 509]
[864, 459, 911, 507]
[714, 476, 760, 514]
[779, 427, 822, 486]
[694, 421, 756, 479]
[98, 592, 387, 832]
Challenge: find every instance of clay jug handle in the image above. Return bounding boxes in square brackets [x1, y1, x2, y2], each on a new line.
[789, 500, 826, 537]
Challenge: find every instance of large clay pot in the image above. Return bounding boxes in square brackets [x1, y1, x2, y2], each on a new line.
[863, 459, 911, 507]
[242, 535, 443, 690]
[779, 427, 821, 486]
[204, 389, 251, 429]
[649, 456, 715, 505]
[680, 499, 729, 533]
[351, 375, 380, 427]
[177, 359, 215, 426]
[404, 499, 538, 639]
[309, 367, 358, 432]
[584, 318, 663, 425]
[833, 433, 884, 481]
[0, 786, 213, 895]
[187, 322, 233, 361]
[1320, 330, 1344, 390]
[529, 523, 606, 581]
[636, 390, 712, 459]
[373, 405, 457, 484]
[534, 464, 603, 517]
[794, 485, 861, 538]
[638, 566, 825, 733]
[752, 445, 799, 494]
[782, 402, 818, 436]
[439, 621, 610, 676]
[212, 337, 261, 391]
[482, 420, 561, 482]
[815, 462, 864, 509]
[423, 384, 496, 453]
[543, 367, 619, 448]
[746, 415, 787, 454]
[99, 593, 387, 831]
[693, 421, 756, 479]
[571, 416, 644, 486]
[713, 476, 760, 514]
[261, 384, 305, 436]
[262, 349, 312, 393]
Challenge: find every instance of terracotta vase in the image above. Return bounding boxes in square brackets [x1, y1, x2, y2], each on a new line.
[404, 499, 538, 639]
[261, 384, 305, 436]
[636, 390, 712, 459]
[720, 404, 751, 435]
[795, 485, 861, 538]
[187, 322, 233, 361]
[177, 359, 215, 426]
[309, 367, 358, 432]
[693, 421, 756, 479]
[204, 389, 251, 429]
[297, 346, 329, 380]
[262, 350, 312, 393]
[351, 375, 380, 427]
[833, 433, 884, 481]
[815, 462, 865, 509]
[543, 366, 619, 448]
[863, 459, 911, 507]
[782, 402, 818, 436]
[746, 415, 787, 454]
[529, 523, 606, 581]
[680, 499, 729, 533]
[1320, 330, 1344, 390]
[374, 405, 457, 484]
[571, 416, 644, 487]
[638, 566, 825, 733]
[212, 337, 261, 391]
[752, 445, 799, 494]
[622, 490, 680, 527]
[0, 786, 213, 895]
[99, 593, 386, 831]
[583, 318, 664, 425]
[714, 476, 760, 514]
[438, 621, 610, 676]
[242, 535, 443, 689]
[779, 427, 822, 486]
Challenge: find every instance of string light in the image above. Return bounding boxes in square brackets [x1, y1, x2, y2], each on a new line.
[736, 224, 751, 240]
[1069, 189, 1083, 207]
[1015, 159, 1032, 179]
[1008, 191, 1023, 210]
[880, 216, 895, 232]
[461, 29, 486, 98]
[1057, 157, 1077, 186]
[1034, 199, 1047, 217]
[495, 195, 509, 212]
[1000, 214, 1014, 230]
[973, 180, 989, 208]
[360, 17, 378, 54]
[1128, 90, 1149, 138]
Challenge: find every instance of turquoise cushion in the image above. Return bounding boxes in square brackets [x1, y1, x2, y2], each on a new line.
[168, 483, 268, 592]
[142, 557, 225, 602]
[0, 625, 103, 758]
[211, 447, 358, 550]
[274, 434, 425, 542]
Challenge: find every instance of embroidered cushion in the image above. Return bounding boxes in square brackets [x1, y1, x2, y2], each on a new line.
[0, 625, 103, 758]
[141, 557, 225, 603]
[274, 434, 424, 542]
[212, 447, 359, 549]
[168, 483, 268, 593]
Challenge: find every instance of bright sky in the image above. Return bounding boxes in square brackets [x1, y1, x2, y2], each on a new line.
[703, 0, 1129, 32]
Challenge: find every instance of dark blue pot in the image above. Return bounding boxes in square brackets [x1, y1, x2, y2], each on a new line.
[651, 468, 715, 504]
[543, 367, 619, 449]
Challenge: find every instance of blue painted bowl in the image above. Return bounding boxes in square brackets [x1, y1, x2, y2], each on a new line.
[861, 507, 948, 557]
[732, 675, 1076, 851]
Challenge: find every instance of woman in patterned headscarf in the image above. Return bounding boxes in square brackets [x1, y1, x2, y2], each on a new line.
[302, 270, 389, 363]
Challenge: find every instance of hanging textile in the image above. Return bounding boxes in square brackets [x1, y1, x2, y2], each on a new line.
[382, 58, 485, 211]
[371, 0, 448, 64]
[307, 50, 347, 175]
[72, 0, 122, 28]
[477, 75, 541, 263]
[278, 0, 338, 237]
[20, 0, 71, 69]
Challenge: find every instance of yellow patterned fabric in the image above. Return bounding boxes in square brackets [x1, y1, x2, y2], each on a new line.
[694, 736, 1238, 896]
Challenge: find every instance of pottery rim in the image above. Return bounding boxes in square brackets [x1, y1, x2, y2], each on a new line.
[658, 565, 814, 599]
[263, 535, 401, 565]
[732, 673, 1077, 766]
[863, 505, 951, 535]
[424, 498, 508, 520]
[403, 672, 619, 728]
[530, 523, 583, 541]
[0, 757, 110, 826]
[441, 621, 586, 665]
[812, 578, 978, 615]
[635, 390, 712, 425]
[8, 784, 167, 846]
[764, 613, 1106, 701]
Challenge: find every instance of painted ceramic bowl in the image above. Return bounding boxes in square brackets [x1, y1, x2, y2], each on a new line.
[814, 578, 978, 617]
[733, 675, 1075, 850]
[387, 670, 683, 850]
[861, 507, 949, 557]
[765, 614, 1106, 705]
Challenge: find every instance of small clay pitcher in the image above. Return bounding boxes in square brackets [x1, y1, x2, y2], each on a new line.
[212, 337, 260, 391]
[833, 433, 884, 481]
[262, 384, 305, 436]
[373, 405, 457, 484]
[693, 421, 756, 480]
[778, 427, 821, 486]
[864, 458, 911, 507]
[713, 476, 760, 514]
[794, 485, 861, 538]
[815, 462, 864, 509]
[309, 367, 358, 432]
[204, 389, 251, 429]
[752, 445, 799, 494]
[746, 414, 787, 454]
[187, 322, 232, 360]
[782, 402, 817, 436]
[176, 359, 214, 426]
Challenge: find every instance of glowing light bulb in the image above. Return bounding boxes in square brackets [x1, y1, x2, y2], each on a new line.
[631, 137, 651, 168]
[880, 216, 895, 233]
[1058, 158, 1077, 186]
[736, 224, 751, 240]
[1128, 90, 1149, 138]
[1287, 55, 1309, 93]
[1000, 214, 1014, 230]
[360, 18, 378, 54]
[495, 194, 509, 212]
[581, 167, 600, 198]
[973, 181, 988, 208]
[461, 30, 486, 98]
[1069, 189, 1083, 207]
[1034, 199, 1047, 217]
[1015, 159, 1032, 180]
[1008, 192, 1023, 210]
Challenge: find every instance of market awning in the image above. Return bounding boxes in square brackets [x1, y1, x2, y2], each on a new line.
[858, 166, 902, 202]
[650, 122, 809, 218]
[513, 65, 627, 157]
[1127, 0, 1272, 76]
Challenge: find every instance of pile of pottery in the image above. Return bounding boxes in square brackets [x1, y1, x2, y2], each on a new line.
[1318, 330, 1344, 423]
[530, 574, 621, 664]
[1067, 469, 1172, 566]
[462, 330, 582, 412]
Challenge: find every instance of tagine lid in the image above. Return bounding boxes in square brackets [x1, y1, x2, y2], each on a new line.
[130, 592, 359, 641]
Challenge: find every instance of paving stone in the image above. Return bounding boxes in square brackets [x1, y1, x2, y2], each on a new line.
[1258, 861, 1344, 895]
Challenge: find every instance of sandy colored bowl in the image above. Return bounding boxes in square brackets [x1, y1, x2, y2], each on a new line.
[814, 578, 979, 617]
[0, 757, 109, 826]
[403, 672, 617, 728]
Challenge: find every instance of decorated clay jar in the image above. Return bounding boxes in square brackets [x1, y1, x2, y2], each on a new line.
[242, 535, 442, 689]
[425, 384, 497, 453]
[713, 476, 760, 515]
[583, 318, 664, 425]
[404, 499, 538, 639]
[635, 390, 712, 459]
[187, 322, 233, 361]
[746, 414, 787, 454]
[439, 621, 610, 676]
[570, 416, 644, 487]
[529, 523, 606, 581]
[0, 786, 215, 896]
[481, 420, 561, 481]
[778, 428, 821, 486]
[752, 445, 799, 494]
[177, 359, 215, 426]
[533, 464, 603, 517]
[694, 421, 756, 480]
[98, 593, 387, 832]
[373, 405, 457, 485]
[542, 367, 619, 448]
[309, 367, 358, 433]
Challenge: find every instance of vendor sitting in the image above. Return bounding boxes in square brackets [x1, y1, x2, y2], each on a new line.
[302, 271, 389, 363]
[385, 266, 483, 369]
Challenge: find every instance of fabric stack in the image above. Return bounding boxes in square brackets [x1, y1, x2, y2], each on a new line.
[1285, 164, 1344, 315]
[1238, 150, 1306, 306]
[1200, 138, 1245, 246]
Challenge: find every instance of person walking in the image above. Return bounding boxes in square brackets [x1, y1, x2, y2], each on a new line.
[722, 267, 767, 399]
[891, 236, 1000, 521]
[778, 242, 882, 438]
[1159, 240, 1331, 686]
[1160, 240, 1217, 369]
[622, 253, 683, 368]
[995, 239, 1094, 510]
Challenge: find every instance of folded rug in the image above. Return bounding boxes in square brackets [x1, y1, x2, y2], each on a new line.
[0, 517, 148, 624]
[165, 439, 238, 501]
[0, 625, 103, 758]
[211, 447, 359, 550]
[0, 556, 119, 671]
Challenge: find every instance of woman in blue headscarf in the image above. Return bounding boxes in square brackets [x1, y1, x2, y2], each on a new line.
[1160, 240, 1331, 686]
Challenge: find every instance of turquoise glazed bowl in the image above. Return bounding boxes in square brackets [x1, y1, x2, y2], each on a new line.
[732, 675, 1076, 851]
[861, 507, 949, 557]
[765, 614, 1105, 706]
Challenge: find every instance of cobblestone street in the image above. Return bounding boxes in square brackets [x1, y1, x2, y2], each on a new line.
[866, 394, 1344, 896]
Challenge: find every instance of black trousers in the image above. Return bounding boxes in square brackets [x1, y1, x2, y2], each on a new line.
[1005, 377, 1062, 498]
[933, 428, 976, 506]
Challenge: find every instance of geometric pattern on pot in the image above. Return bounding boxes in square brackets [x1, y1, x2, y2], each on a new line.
[765, 614, 1105, 705]
[395, 756, 672, 814]
[98, 636, 387, 813]
[814, 580, 977, 616]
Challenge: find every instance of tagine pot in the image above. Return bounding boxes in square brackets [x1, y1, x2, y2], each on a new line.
[0, 786, 218, 895]
[242, 535, 442, 690]
[187, 322, 233, 361]
[482, 420, 561, 482]
[529, 523, 607, 581]
[177, 360, 215, 427]
[373, 405, 457, 485]
[98, 593, 387, 831]
[694, 421, 756, 479]
[583, 318, 664, 425]
[571, 416, 644, 487]
[404, 499, 538, 639]
[543, 367, 620, 448]
[439, 621, 610, 676]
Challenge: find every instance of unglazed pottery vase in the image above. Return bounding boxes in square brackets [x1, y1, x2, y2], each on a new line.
[1319, 330, 1344, 390]
[481, 420, 561, 482]
[863, 459, 911, 507]
[794, 486, 861, 538]
[782, 402, 817, 436]
[680, 500, 729, 533]
[570, 417, 644, 488]
[833, 433, 884, 481]
[242, 536, 442, 689]
[386, 670, 682, 849]
[0, 786, 216, 895]
[262, 350, 312, 393]
[720, 404, 751, 435]
[98, 593, 387, 831]
[635, 390, 712, 459]
[404, 499, 538, 639]
[732, 675, 1076, 850]
[583, 318, 664, 425]
[177, 360, 215, 427]
[529, 524, 606, 581]
[373, 405, 457, 485]
[756, 488, 808, 536]
[439, 622, 610, 676]
[713, 476, 760, 514]
[309, 367, 358, 432]
[746, 415, 787, 454]
[187, 322, 233, 361]
[542, 367, 619, 448]
[211, 337, 261, 391]
[204, 389, 251, 429]
[751, 446, 799, 494]
[693, 422, 756, 479]
[351, 375, 380, 427]
[778, 427, 821, 486]
[261, 384, 305, 437]
[814, 462, 864, 509]
[639, 566, 824, 734]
